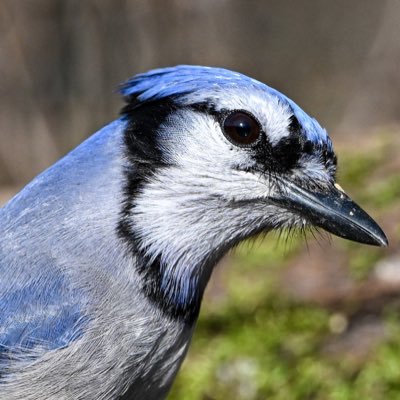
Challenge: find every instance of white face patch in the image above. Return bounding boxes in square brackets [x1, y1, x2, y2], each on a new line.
[180, 87, 294, 146]
[291, 154, 334, 183]
[118, 65, 339, 312]
[158, 110, 254, 172]
[129, 109, 308, 306]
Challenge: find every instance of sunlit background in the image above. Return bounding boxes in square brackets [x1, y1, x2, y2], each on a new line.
[1, 1, 399, 399]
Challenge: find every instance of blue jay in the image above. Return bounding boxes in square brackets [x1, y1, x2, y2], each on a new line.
[0, 66, 387, 399]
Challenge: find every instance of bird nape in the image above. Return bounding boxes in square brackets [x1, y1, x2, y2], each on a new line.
[0, 66, 387, 399]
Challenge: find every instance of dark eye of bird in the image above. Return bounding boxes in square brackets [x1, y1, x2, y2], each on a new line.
[222, 111, 261, 146]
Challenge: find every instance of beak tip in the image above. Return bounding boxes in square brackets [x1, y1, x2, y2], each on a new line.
[377, 234, 389, 248]
[368, 221, 389, 247]
[341, 228, 388, 247]
[362, 225, 388, 247]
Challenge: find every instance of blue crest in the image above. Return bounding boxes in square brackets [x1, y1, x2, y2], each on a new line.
[120, 65, 331, 147]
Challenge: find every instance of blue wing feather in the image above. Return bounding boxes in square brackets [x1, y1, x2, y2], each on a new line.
[0, 120, 125, 365]
[0, 272, 83, 353]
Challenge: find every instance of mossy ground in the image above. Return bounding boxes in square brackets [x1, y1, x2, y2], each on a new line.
[169, 128, 400, 399]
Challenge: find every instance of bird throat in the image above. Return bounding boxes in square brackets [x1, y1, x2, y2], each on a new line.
[133, 250, 216, 324]
[117, 98, 221, 323]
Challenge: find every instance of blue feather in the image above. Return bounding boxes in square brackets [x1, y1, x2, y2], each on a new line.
[0, 274, 83, 353]
[120, 65, 331, 148]
[0, 120, 125, 365]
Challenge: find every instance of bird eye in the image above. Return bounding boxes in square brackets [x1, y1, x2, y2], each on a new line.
[222, 111, 261, 146]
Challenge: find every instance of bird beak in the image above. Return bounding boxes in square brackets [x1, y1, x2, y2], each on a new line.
[270, 179, 388, 247]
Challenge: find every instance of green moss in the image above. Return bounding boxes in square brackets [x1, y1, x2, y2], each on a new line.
[338, 152, 383, 189]
[366, 174, 400, 208]
[170, 290, 331, 399]
[346, 246, 383, 280]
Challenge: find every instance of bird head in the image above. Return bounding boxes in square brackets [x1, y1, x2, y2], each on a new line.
[118, 66, 387, 320]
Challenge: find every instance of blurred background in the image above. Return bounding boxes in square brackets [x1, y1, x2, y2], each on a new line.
[1, 1, 399, 399]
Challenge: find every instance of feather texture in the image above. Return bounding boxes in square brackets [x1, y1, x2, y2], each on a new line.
[0, 66, 380, 399]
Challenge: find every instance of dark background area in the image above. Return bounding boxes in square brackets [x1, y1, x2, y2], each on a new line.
[1, 1, 400, 399]
[1, 0, 399, 185]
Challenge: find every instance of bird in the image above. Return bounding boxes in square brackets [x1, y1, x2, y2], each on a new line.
[0, 65, 387, 399]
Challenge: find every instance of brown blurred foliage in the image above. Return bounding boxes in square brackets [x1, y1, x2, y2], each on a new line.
[0, 0, 399, 185]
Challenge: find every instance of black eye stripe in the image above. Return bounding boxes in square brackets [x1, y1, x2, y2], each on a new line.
[288, 114, 302, 136]
[191, 103, 337, 175]
[221, 110, 261, 147]
[272, 135, 303, 170]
